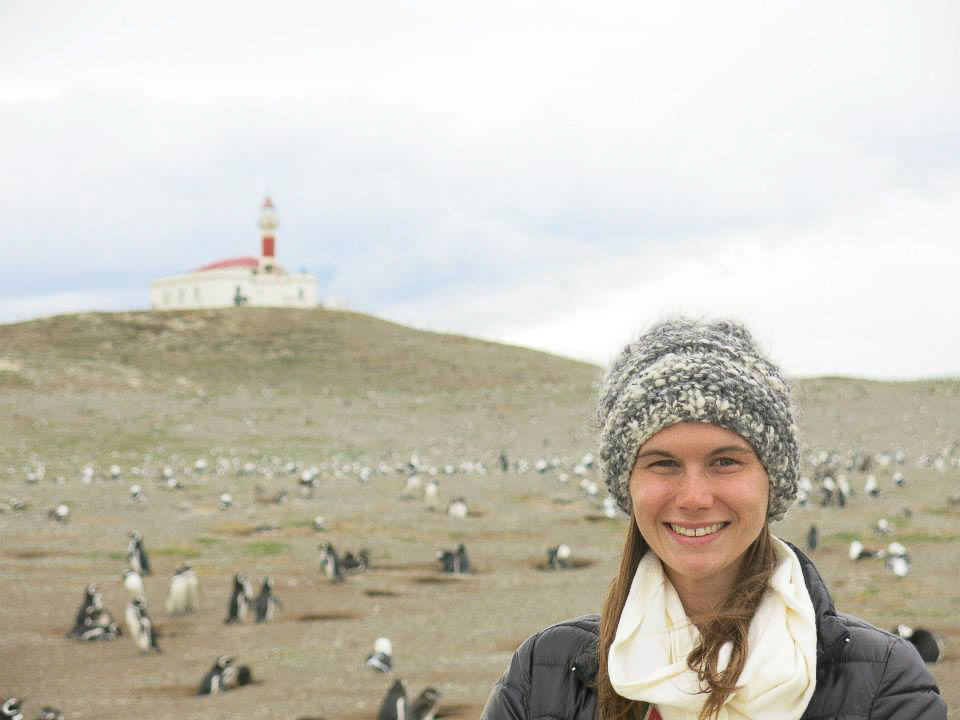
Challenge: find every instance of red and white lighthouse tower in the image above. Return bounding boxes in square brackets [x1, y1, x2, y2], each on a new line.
[259, 196, 278, 272]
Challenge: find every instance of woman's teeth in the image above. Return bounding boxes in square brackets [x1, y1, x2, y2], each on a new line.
[669, 522, 726, 537]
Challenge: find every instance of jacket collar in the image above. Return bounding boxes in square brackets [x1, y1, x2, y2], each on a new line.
[783, 540, 850, 663]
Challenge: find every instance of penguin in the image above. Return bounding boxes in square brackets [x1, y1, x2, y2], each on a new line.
[446, 497, 468, 518]
[123, 569, 146, 602]
[1, 697, 23, 720]
[224, 573, 254, 623]
[848, 540, 879, 561]
[377, 679, 408, 720]
[254, 577, 282, 622]
[69, 585, 122, 640]
[401, 475, 422, 499]
[318, 543, 344, 583]
[601, 496, 618, 519]
[547, 544, 572, 570]
[197, 655, 253, 694]
[342, 549, 370, 573]
[437, 544, 470, 574]
[129, 484, 143, 501]
[410, 687, 441, 720]
[47, 504, 70, 522]
[166, 564, 199, 614]
[454, 543, 470, 573]
[125, 597, 161, 653]
[127, 531, 151, 575]
[424, 479, 439, 511]
[886, 554, 910, 577]
[35, 708, 64, 720]
[875, 518, 892, 535]
[498, 451, 509, 473]
[365, 637, 393, 673]
[70, 584, 102, 636]
[218, 493, 233, 510]
[864, 474, 879, 497]
[806, 525, 819, 552]
[894, 625, 945, 664]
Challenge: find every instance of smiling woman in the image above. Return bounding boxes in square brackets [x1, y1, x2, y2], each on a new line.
[481, 318, 946, 720]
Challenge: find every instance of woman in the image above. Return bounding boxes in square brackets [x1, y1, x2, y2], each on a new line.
[481, 319, 946, 720]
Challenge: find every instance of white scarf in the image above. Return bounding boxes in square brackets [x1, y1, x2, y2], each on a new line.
[608, 537, 817, 720]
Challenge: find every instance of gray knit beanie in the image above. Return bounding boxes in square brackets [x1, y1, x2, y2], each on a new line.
[598, 318, 799, 522]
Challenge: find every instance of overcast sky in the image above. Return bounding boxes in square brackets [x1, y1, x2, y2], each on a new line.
[2, 1, 959, 378]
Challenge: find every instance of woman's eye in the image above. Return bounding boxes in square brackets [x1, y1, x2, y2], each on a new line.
[713, 457, 739, 467]
[649, 459, 677, 469]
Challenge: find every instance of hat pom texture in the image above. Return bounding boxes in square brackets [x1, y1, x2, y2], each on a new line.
[598, 319, 799, 522]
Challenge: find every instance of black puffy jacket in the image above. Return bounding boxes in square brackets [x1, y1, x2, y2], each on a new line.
[481, 545, 946, 719]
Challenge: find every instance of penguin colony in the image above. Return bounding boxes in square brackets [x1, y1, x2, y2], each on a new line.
[5, 440, 953, 719]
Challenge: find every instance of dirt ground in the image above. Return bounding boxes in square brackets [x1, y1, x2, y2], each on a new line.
[1, 312, 958, 719]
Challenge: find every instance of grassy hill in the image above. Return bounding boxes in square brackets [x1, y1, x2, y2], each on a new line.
[1, 307, 958, 462]
[0, 308, 602, 460]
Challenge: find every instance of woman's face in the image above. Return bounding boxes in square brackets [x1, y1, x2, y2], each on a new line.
[628, 422, 769, 604]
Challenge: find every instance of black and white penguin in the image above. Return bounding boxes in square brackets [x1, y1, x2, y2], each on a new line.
[437, 544, 470, 574]
[224, 573, 254, 623]
[365, 637, 393, 673]
[70, 584, 102, 636]
[123, 569, 145, 602]
[377, 679, 408, 720]
[166, 563, 199, 614]
[318, 543, 344, 583]
[806, 525, 819, 552]
[197, 655, 253, 695]
[1, 697, 23, 720]
[127, 531, 151, 575]
[547, 544, 572, 570]
[125, 597, 161, 653]
[35, 707, 64, 720]
[499, 451, 509, 473]
[446, 497, 468, 518]
[894, 625, 945, 664]
[47, 504, 70, 523]
[254, 577, 281, 622]
[410, 687, 441, 720]
[342, 549, 370, 573]
[69, 584, 122, 640]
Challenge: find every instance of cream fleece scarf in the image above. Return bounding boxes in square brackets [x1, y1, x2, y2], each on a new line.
[608, 537, 817, 720]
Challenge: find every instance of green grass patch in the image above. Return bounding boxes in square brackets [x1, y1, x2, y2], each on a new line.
[195, 536, 223, 546]
[245, 541, 291, 556]
[824, 531, 859, 543]
[85, 551, 127, 562]
[283, 519, 314, 529]
[153, 545, 203, 559]
[893, 531, 960, 543]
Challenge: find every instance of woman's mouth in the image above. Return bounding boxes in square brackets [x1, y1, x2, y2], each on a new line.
[666, 522, 729, 538]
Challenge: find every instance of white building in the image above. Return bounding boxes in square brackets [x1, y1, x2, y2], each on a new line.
[149, 197, 317, 310]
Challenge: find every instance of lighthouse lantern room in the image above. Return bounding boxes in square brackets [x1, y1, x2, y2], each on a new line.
[149, 197, 317, 311]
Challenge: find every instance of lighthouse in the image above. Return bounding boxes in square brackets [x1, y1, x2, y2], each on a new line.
[149, 197, 317, 310]
[259, 196, 278, 273]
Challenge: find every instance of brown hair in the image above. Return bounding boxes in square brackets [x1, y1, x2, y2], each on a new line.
[596, 522, 778, 720]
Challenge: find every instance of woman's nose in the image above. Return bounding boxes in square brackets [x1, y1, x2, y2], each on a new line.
[675, 468, 714, 509]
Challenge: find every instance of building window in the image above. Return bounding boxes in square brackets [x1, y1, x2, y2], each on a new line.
[298, 287, 304, 301]
[193, 286, 200, 302]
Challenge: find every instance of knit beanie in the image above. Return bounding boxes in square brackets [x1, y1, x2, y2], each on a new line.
[598, 318, 799, 522]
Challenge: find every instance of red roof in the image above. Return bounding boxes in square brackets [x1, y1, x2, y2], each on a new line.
[194, 256, 259, 272]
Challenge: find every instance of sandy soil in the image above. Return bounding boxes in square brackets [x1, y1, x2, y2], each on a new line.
[1, 312, 958, 718]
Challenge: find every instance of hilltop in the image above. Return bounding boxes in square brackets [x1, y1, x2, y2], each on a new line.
[0, 308, 602, 460]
